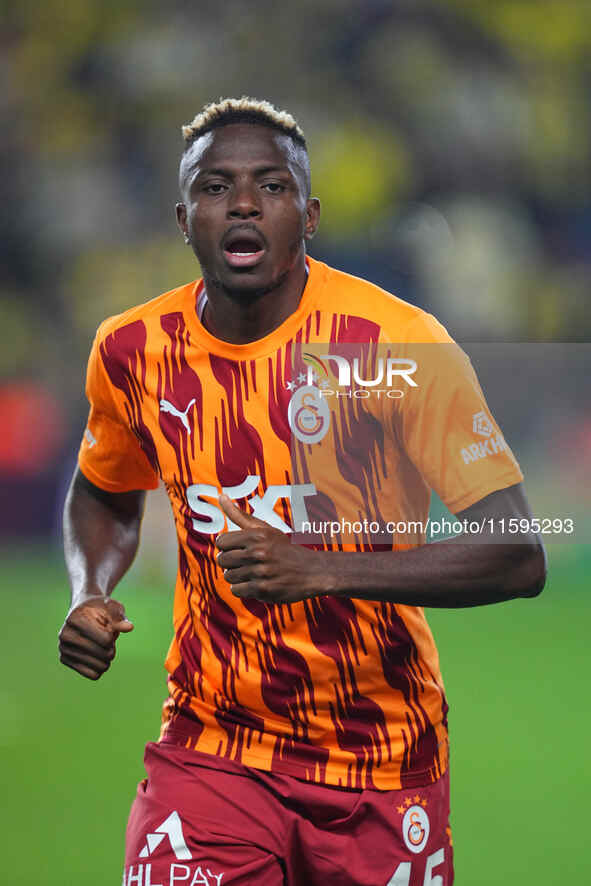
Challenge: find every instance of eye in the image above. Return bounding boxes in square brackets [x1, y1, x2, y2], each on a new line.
[204, 183, 227, 194]
[262, 182, 286, 193]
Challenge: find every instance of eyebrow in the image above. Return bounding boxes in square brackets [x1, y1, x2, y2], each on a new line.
[194, 164, 292, 179]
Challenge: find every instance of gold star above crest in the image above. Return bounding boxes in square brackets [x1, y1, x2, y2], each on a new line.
[404, 797, 412, 807]
[413, 794, 421, 804]
[421, 799, 428, 807]
[397, 805, 406, 815]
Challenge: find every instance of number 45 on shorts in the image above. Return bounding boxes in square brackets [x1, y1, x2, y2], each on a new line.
[388, 848, 446, 886]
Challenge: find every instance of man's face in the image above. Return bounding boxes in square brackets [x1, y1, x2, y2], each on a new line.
[176, 124, 319, 295]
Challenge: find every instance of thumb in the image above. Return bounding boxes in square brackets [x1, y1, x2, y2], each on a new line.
[218, 493, 266, 530]
[105, 598, 134, 633]
[114, 618, 134, 634]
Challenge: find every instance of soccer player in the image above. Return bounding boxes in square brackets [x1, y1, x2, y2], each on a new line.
[59, 97, 545, 886]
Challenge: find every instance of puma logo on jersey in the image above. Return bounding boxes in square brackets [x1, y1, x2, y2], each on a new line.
[159, 398, 196, 434]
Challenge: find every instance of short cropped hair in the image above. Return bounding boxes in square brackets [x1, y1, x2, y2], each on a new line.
[181, 96, 307, 150]
[179, 96, 311, 196]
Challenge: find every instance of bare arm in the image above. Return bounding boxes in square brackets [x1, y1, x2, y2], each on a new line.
[306, 483, 546, 607]
[59, 467, 146, 679]
[215, 483, 547, 607]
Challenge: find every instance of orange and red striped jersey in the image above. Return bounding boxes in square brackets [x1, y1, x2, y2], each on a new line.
[79, 257, 522, 790]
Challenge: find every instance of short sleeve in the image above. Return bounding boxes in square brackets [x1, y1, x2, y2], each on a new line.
[78, 324, 160, 492]
[395, 312, 523, 513]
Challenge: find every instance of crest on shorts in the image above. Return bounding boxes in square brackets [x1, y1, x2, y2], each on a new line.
[396, 795, 430, 854]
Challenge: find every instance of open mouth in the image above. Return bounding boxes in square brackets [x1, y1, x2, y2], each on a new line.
[222, 230, 266, 268]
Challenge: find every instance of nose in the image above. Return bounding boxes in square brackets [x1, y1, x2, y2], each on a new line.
[227, 181, 261, 219]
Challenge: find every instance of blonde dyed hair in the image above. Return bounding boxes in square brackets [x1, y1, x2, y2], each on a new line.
[181, 96, 307, 148]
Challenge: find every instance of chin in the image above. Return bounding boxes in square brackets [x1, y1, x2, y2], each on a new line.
[219, 267, 288, 298]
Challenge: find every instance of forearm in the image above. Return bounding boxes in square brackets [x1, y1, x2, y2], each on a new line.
[320, 536, 546, 607]
[63, 469, 145, 608]
[215, 484, 547, 607]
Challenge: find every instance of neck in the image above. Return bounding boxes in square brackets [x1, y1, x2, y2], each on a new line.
[201, 254, 308, 344]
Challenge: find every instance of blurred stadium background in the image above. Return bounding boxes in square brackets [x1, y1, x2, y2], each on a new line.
[1, 1, 589, 882]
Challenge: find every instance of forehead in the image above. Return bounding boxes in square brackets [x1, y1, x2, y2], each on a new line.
[180, 123, 304, 188]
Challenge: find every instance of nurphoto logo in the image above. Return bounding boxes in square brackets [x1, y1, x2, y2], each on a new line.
[303, 351, 418, 400]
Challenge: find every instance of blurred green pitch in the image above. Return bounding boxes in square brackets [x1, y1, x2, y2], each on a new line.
[2, 546, 588, 884]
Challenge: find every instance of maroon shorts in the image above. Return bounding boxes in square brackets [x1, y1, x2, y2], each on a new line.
[123, 741, 454, 886]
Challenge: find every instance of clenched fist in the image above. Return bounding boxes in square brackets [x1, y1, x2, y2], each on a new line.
[58, 596, 134, 680]
[215, 494, 331, 603]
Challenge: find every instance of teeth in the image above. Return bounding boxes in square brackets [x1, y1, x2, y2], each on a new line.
[233, 252, 256, 256]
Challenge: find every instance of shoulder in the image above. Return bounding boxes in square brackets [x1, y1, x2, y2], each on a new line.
[314, 259, 454, 343]
[94, 280, 200, 345]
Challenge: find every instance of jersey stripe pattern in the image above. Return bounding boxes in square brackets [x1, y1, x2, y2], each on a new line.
[79, 257, 522, 790]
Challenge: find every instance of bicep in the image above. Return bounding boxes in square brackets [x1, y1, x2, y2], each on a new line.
[72, 466, 147, 523]
[455, 482, 533, 523]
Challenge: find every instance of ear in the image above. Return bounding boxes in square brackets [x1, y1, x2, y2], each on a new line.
[304, 198, 321, 241]
[176, 202, 188, 237]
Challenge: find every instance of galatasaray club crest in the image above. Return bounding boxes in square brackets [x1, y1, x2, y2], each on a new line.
[397, 795, 430, 854]
[287, 381, 330, 444]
